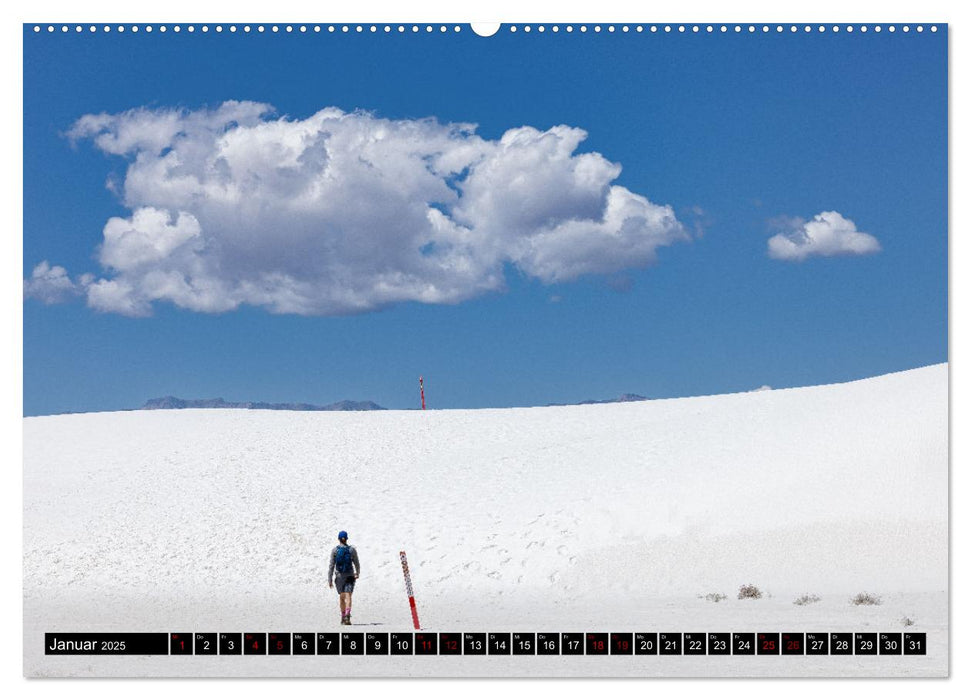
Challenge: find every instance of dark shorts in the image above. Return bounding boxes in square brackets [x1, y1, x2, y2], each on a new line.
[335, 575, 355, 594]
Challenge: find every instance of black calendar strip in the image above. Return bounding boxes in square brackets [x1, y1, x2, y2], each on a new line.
[45, 633, 169, 655]
[45, 632, 926, 656]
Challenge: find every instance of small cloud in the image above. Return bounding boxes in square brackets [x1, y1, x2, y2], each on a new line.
[23, 261, 84, 304]
[549, 294, 563, 303]
[767, 211, 880, 262]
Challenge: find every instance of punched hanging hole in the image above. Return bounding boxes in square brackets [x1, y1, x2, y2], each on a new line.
[471, 23, 501, 37]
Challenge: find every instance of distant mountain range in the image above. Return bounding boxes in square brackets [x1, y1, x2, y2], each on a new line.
[138, 392, 650, 413]
[141, 396, 385, 411]
[547, 393, 649, 407]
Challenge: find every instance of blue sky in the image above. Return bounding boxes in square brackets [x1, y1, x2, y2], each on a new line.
[23, 25, 947, 415]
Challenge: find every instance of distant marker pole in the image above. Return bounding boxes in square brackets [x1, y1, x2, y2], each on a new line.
[399, 551, 421, 630]
[419, 376, 426, 410]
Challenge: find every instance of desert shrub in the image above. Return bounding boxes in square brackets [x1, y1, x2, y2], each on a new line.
[793, 594, 820, 606]
[902, 617, 915, 627]
[850, 592, 882, 606]
[738, 584, 763, 600]
[704, 593, 727, 603]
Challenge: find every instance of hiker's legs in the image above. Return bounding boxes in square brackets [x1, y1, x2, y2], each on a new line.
[339, 592, 350, 615]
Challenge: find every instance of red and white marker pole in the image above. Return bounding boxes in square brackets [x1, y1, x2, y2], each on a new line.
[399, 551, 421, 630]
[419, 376, 426, 410]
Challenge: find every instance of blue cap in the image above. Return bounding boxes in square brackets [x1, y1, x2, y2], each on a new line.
[338, 530, 348, 540]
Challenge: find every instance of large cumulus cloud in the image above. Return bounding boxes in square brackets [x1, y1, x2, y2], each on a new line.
[30, 102, 689, 316]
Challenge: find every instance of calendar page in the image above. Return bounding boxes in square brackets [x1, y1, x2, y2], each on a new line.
[22, 20, 947, 678]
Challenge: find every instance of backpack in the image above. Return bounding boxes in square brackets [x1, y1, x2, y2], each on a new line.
[335, 544, 353, 575]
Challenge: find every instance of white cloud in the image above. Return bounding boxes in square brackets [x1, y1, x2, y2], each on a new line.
[767, 211, 880, 262]
[85, 278, 151, 317]
[41, 102, 688, 316]
[23, 261, 85, 304]
[101, 208, 203, 270]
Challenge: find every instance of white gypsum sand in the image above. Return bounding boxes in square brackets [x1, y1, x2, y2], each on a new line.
[23, 364, 948, 677]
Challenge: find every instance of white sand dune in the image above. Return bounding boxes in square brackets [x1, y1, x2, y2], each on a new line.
[23, 364, 948, 677]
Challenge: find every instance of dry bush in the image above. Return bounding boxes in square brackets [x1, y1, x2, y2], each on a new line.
[704, 593, 727, 603]
[738, 584, 763, 600]
[850, 592, 882, 606]
[793, 594, 821, 606]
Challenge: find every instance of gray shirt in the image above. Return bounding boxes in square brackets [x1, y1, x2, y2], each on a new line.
[328, 544, 360, 583]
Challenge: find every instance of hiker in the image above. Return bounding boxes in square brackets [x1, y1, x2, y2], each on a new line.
[328, 530, 361, 625]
